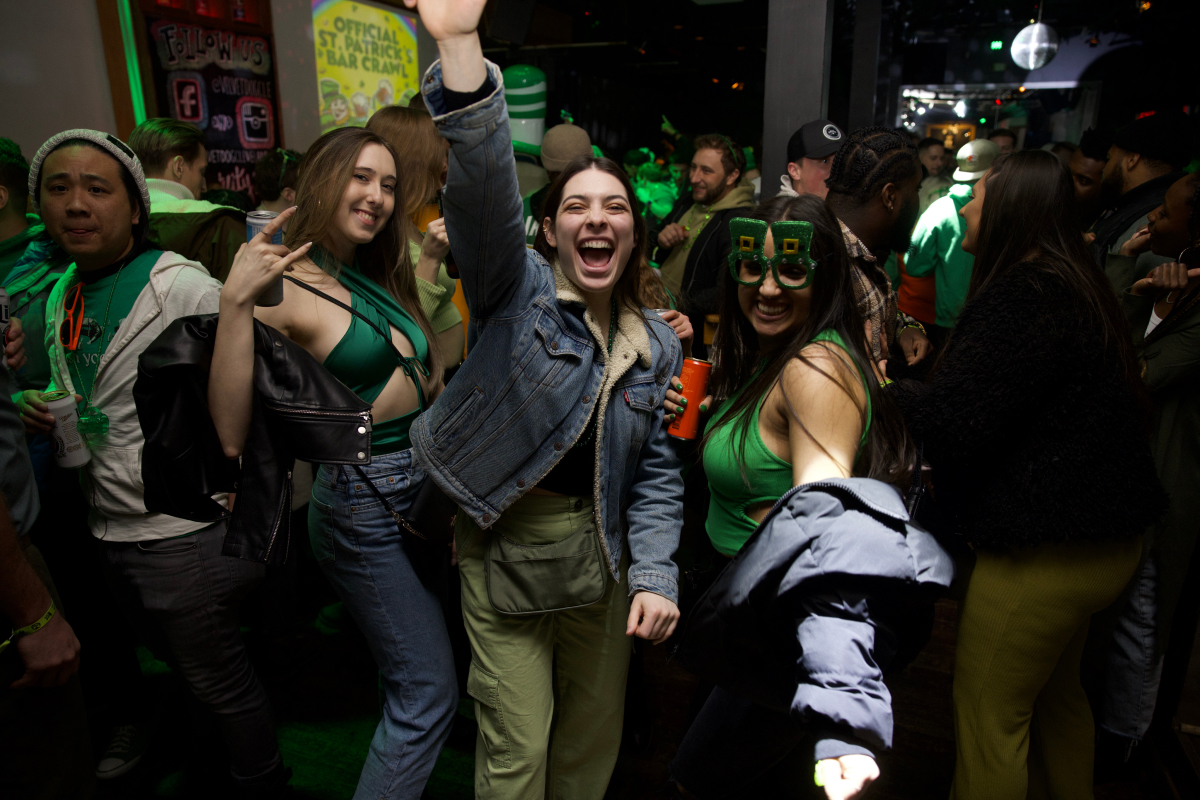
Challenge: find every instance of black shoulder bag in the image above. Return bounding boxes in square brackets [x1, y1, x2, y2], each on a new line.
[283, 275, 457, 548]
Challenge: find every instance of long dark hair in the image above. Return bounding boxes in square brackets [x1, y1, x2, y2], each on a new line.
[966, 150, 1139, 387]
[703, 194, 915, 486]
[286, 126, 441, 378]
[532, 156, 647, 314]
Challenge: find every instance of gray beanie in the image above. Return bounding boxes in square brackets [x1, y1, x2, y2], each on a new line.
[28, 129, 151, 217]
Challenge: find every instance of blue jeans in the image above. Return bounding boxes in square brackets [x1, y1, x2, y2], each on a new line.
[309, 450, 458, 800]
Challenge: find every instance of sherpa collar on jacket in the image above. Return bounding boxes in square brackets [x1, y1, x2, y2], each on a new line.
[549, 257, 653, 370]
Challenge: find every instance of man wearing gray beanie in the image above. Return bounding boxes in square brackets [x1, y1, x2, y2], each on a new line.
[14, 129, 288, 795]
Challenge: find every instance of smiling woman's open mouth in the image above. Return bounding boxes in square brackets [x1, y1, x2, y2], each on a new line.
[578, 239, 614, 272]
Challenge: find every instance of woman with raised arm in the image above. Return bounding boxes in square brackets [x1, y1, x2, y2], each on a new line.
[665, 195, 949, 800]
[892, 150, 1164, 798]
[403, 1, 685, 797]
[207, 128, 454, 800]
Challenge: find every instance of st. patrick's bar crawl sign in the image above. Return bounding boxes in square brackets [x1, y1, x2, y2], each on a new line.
[145, 18, 282, 200]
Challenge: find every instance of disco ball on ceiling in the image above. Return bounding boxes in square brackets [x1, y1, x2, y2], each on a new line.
[1011, 23, 1060, 71]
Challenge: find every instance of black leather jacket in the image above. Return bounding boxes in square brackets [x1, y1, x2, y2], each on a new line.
[134, 314, 373, 565]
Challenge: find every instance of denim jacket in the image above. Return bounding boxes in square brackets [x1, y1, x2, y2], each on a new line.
[411, 60, 684, 602]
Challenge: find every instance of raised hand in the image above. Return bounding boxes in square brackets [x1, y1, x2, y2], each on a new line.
[401, 0, 488, 42]
[221, 206, 311, 309]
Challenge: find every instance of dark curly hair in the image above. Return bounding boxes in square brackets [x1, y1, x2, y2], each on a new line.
[824, 126, 919, 208]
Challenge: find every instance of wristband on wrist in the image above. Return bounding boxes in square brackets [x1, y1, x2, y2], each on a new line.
[0, 601, 56, 654]
[901, 320, 926, 336]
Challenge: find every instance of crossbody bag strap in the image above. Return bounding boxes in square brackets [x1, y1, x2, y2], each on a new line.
[351, 465, 430, 541]
[284, 275, 426, 410]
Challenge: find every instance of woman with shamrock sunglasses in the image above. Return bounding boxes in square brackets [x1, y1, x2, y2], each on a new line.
[666, 195, 937, 800]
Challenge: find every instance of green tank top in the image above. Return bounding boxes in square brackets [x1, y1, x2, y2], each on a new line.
[702, 329, 871, 557]
[322, 292, 429, 456]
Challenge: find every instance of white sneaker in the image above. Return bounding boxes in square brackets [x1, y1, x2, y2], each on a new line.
[95, 723, 148, 780]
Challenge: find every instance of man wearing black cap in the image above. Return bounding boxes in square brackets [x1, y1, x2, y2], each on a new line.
[777, 119, 844, 199]
[1069, 128, 1112, 229]
[1090, 112, 1191, 265]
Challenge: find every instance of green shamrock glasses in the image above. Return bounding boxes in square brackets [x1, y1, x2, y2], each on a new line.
[727, 217, 816, 290]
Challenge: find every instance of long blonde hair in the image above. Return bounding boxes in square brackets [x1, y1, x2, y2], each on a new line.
[285, 127, 442, 378]
[366, 106, 447, 225]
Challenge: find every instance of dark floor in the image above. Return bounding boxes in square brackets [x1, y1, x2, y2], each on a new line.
[87, 590, 1178, 799]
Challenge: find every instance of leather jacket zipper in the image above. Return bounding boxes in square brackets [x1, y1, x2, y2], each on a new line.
[262, 469, 293, 562]
[263, 404, 372, 423]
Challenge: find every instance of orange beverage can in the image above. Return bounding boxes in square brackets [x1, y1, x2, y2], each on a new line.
[668, 358, 712, 440]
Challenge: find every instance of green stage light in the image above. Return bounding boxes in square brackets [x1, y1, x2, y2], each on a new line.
[117, 0, 147, 124]
[979, 117, 987, 123]
[990, 40, 1004, 50]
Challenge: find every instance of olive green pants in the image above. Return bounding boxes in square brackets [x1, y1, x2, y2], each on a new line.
[455, 494, 632, 800]
[951, 536, 1143, 800]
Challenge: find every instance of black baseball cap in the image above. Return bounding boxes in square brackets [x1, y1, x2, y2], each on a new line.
[787, 119, 845, 163]
[1112, 112, 1192, 170]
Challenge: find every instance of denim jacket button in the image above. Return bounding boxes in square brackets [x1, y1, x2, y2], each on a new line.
[554, 441, 564, 451]
[517, 479, 525, 488]
[551, 341, 559, 350]
[582, 394, 591, 404]
[483, 513, 492, 523]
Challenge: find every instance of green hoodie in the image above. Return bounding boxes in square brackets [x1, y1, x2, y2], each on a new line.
[0, 214, 43, 282]
[905, 182, 974, 328]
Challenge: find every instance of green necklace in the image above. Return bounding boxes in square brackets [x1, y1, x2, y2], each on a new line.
[573, 297, 619, 449]
[680, 203, 712, 251]
[65, 263, 126, 435]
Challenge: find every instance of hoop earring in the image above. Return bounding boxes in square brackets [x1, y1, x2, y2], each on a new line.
[1179, 245, 1198, 265]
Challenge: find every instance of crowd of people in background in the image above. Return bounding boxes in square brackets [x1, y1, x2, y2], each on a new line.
[1, 1, 1199, 800]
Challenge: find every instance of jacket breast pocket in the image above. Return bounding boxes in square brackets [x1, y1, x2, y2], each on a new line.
[618, 380, 660, 449]
[519, 313, 588, 389]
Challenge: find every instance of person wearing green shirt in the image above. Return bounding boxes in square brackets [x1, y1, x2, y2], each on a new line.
[904, 138, 1000, 336]
[16, 128, 287, 792]
[0, 139, 43, 282]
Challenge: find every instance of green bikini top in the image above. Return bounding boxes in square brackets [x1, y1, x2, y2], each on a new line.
[301, 247, 430, 455]
[702, 329, 871, 557]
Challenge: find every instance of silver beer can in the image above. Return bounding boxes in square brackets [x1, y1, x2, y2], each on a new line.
[43, 390, 91, 468]
[247, 211, 285, 307]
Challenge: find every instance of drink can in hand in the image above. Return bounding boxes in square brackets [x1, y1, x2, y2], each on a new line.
[43, 390, 91, 468]
[668, 357, 712, 441]
[246, 211, 285, 307]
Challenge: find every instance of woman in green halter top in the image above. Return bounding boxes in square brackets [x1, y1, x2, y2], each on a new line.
[663, 195, 918, 800]
[208, 127, 458, 799]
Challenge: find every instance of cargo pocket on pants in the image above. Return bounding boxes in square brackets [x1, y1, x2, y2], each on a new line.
[467, 662, 511, 769]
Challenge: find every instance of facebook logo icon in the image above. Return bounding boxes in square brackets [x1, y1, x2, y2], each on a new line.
[168, 72, 208, 128]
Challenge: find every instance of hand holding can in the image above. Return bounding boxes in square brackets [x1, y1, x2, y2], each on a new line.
[42, 390, 91, 468]
[246, 211, 286, 307]
[667, 358, 713, 440]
